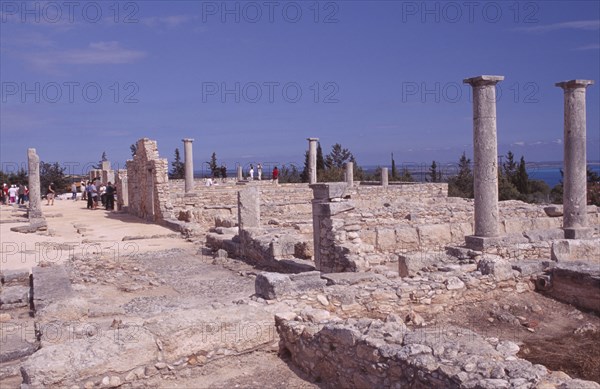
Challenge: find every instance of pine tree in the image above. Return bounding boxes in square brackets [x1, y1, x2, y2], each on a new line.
[399, 168, 414, 182]
[300, 151, 310, 183]
[208, 152, 219, 178]
[428, 160, 442, 182]
[391, 153, 398, 181]
[324, 143, 353, 169]
[503, 151, 517, 182]
[515, 156, 529, 194]
[448, 152, 474, 198]
[170, 148, 185, 179]
[130, 144, 137, 158]
[316, 142, 325, 171]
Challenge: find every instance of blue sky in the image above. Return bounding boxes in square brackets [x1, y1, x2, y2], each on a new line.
[1, 0, 599, 175]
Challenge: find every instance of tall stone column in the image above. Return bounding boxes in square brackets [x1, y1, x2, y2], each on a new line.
[182, 138, 194, 193]
[556, 79, 594, 239]
[27, 148, 43, 219]
[381, 167, 389, 188]
[463, 75, 504, 250]
[345, 162, 354, 187]
[307, 138, 319, 184]
[237, 165, 243, 181]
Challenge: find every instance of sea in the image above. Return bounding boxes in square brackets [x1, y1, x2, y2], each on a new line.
[195, 163, 600, 188]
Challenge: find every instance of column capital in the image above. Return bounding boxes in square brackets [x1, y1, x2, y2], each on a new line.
[463, 75, 504, 86]
[555, 80, 594, 89]
[307, 137, 319, 142]
[182, 138, 194, 143]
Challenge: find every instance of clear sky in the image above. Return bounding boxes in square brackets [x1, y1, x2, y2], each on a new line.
[1, 0, 599, 175]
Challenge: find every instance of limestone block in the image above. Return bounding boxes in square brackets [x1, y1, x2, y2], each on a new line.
[477, 257, 514, 281]
[551, 239, 600, 262]
[418, 224, 452, 249]
[544, 205, 563, 217]
[21, 327, 157, 387]
[398, 252, 444, 277]
[395, 227, 420, 251]
[144, 306, 274, 363]
[376, 228, 396, 251]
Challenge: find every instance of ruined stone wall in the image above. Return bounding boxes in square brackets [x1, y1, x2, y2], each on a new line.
[170, 183, 313, 226]
[274, 268, 595, 389]
[126, 139, 173, 222]
[115, 169, 128, 211]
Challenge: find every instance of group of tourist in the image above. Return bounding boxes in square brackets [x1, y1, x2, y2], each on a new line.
[248, 164, 279, 183]
[81, 179, 116, 211]
[1, 183, 29, 205]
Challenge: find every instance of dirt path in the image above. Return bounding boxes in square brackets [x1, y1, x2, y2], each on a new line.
[0, 199, 192, 272]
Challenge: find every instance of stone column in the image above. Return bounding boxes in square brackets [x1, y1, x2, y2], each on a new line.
[463, 75, 504, 250]
[238, 187, 260, 232]
[237, 165, 243, 181]
[381, 167, 389, 188]
[27, 148, 43, 219]
[556, 79, 595, 239]
[182, 138, 194, 193]
[307, 138, 319, 184]
[345, 162, 354, 187]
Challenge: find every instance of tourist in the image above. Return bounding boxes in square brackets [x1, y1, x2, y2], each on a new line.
[205, 176, 213, 187]
[220, 165, 227, 183]
[249, 164, 254, 180]
[8, 185, 17, 204]
[257, 163, 262, 181]
[46, 182, 56, 206]
[18, 183, 25, 204]
[81, 180, 87, 200]
[272, 166, 279, 185]
[99, 183, 107, 207]
[105, 182, 115, 210]
[1, 183, 7, 204]
[86, 181, 93, 209]
[71, 182, 77, 200]
[24, 186, 29, 202]
[90, 181, 99, 209]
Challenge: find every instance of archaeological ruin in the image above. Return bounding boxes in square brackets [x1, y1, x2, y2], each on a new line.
[0, 76, 599, 388]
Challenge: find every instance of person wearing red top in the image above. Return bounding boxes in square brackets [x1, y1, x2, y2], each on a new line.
[272, 166, 279, 185]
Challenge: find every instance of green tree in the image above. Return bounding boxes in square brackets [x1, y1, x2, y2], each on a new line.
[498, 171, 521, 201]
[130, 144, 137, 158]
[0, 168, 28, 186]
[40, 162, 68, 195]
[399, 168, 414, 182]
[324, 143, 353, 169]
[316, 142, 325, 171]
[588, 166, 600, 206]
[448, 152, 474, 198]
[503, 151, 517, 182]
[515, 156, 529, 194]
[428, 160, 442, 182]
[207, 152, 219, 178]
[300, 151, 310, 183]
[170, 148, 185, 179]
[279, 164, 302, 183]
[391, 153, 398, 181]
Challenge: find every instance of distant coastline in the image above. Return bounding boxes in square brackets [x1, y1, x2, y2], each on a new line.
[192, 161, 600, 188]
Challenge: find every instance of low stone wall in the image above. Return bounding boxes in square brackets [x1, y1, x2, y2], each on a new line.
[276, 316, 592, 389]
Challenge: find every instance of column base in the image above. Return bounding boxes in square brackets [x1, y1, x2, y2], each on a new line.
[464, 235, 505, 251]
[564, 227, 593, 239]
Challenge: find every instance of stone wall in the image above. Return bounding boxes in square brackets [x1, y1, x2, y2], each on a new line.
[310, 183, 600, 272]
[126, 139, 173, 222]
[115, 169, 128, 211]
[274, 267, 597, 389]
